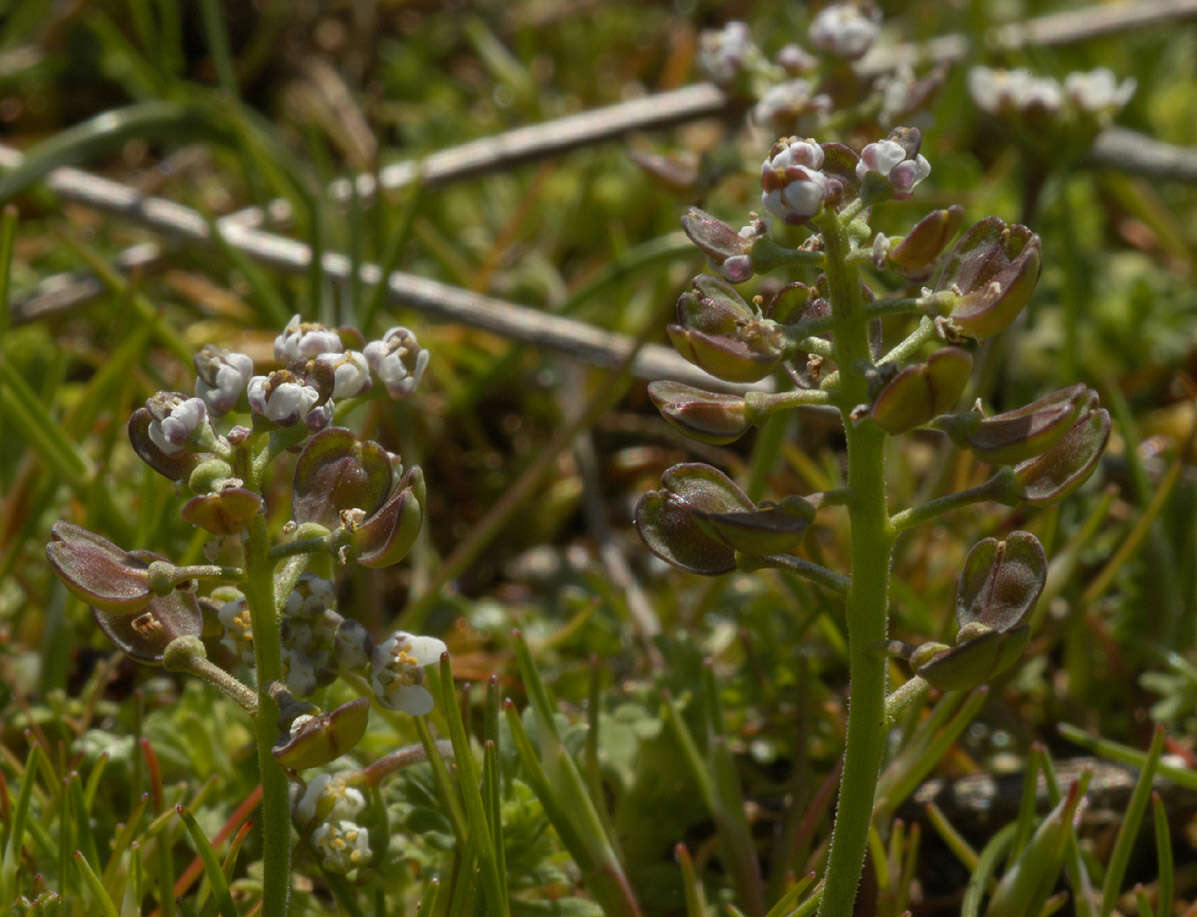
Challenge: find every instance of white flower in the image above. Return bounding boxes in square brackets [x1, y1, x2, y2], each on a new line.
[699, 21, 754, 86]
[370, 631, 446, 715]
[194, 347, 253, 415]
[311, 820, 372, 875]
[760, 137, 828, 224]
[315, 350, 371, 398]
[752, 80, 826, 130]
[247, 371, 321, 426]
[146, 394, 207, 455]
[808, 4, 880, 59]
[856, 135, 931, 199]
[363, 327, 429, 399]
[274, 315, 342, 365]
[968, 66, 1062, 115]
[294, 773, 366, 826]
[1064, 67, 1135, 115]
[218, 595, 255, 666]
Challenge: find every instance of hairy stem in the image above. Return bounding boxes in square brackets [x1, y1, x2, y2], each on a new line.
[815, 207, 895, 917]
[243, 512, 291, 915]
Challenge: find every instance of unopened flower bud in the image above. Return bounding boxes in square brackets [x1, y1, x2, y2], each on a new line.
[194, 346, 253, 415]
[808, 3, 880, 59]
[371, 631, 447, 714]
[275, 315, 342, 366]
[364, 326, 429, 398]
[857, 130, 931, 201]
[284, 573, 338, 620]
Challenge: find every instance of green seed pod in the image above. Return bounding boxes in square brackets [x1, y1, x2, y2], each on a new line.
[292, 427, 394, 528]
[635, 463, 755, 575]
[692, 497, 815, 557]
[871, 347, 973, 434]
[915, 627, 1030, 691]
[93, 589, 203, 664]
[648, 380, 752, 444]
[936, 384, 1095, 465]
[937, 218, 1042, 338]
[887, 205, 964, 278]
[273, 698, 371, 771]
[181, 487, 264, 535]
[46, 522, 160, 614]
[1013, 407, 1110, 505]
[348, 467, 425, 569]
[956, 532, 1047, 632]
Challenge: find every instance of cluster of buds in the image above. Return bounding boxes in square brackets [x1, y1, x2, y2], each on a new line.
[760, 129, 931, 228]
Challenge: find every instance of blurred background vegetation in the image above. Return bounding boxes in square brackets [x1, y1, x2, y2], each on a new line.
[0, 0, 1195, 913]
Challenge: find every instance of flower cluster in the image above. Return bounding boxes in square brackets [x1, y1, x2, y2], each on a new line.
[685, 8, 940, 143]
[807, 3, 881, 59]
[968, 65, 1135, 119]
[46, 313, 450, 884]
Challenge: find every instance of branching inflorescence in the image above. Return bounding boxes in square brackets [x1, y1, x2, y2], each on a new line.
[635, 90, 1110, 917]
[46, 316, 442, 912]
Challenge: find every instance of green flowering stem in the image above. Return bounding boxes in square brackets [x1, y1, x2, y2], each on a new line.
[241, 509, 291, 916]
[888, 468, 1019, 532]
[813, 206, 896, 917]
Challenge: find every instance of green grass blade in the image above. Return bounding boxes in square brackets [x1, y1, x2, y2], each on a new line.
[175, 807, 237, 917]
[74, 850, 120, 917]
[1100, 726, 1165, 915]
